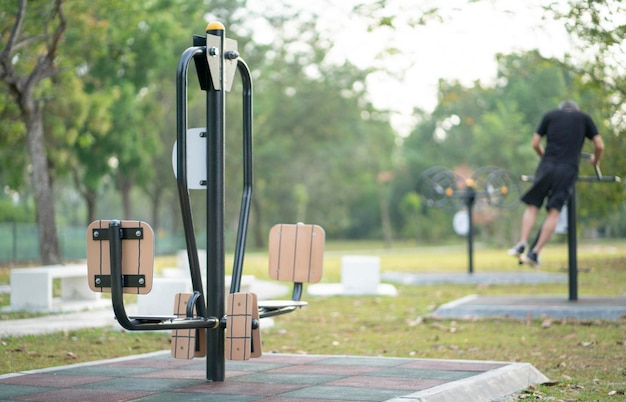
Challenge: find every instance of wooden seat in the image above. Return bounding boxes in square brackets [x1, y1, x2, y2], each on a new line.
[259, 223, 324, 318]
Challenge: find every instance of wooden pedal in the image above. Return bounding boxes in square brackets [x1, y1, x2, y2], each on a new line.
[226, 293, 261, 360]
[171, 293, 206, 359]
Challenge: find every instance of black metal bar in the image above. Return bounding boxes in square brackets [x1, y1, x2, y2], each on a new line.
[567, 187, 577, 301]
[94, 274, 145, 288]
[107, 220, 219, 331]
[291, 283, 303, 301]
[206, 25, 226, 383]
[176, 46, 208, 319]
[91, 227, 143, 241]
[230, 58, 253, 294]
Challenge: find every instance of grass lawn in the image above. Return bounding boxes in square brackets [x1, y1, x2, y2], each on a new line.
[1, 239, 625, 400]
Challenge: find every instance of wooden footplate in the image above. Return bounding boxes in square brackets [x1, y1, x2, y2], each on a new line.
[226, 293, 261, 360]
[86, 220, 154, 294]
[171, 293, 206, 359]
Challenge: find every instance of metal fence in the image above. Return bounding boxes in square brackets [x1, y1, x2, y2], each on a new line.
[0, 223, 187, 265]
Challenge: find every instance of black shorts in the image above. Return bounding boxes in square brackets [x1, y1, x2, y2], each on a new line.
[521, 161, 578, 211]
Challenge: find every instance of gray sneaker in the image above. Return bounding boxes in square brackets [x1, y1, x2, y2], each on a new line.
[507, 243, 525, 257]
[521, 250, 540, 268]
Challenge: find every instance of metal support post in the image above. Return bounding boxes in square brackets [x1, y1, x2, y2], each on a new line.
[566, 187, 578, 301]
[205, 22, 227, 382]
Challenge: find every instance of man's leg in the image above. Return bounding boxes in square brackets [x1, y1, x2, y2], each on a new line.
[531, 207, 560, 254]
[519, 205, 540, 245]
[508, 204, 540, 257]
[522, 207, 560, 268]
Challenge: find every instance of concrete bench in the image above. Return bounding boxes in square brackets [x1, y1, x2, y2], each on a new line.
[10, 264, 104, 312]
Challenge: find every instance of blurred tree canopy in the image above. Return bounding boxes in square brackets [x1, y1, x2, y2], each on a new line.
[0, 0, 624, 262]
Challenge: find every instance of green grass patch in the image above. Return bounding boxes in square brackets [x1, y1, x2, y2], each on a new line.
[0, 328, 170, 373]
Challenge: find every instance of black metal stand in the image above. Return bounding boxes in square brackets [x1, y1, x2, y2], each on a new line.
[174, 22, 253, 381]
[465, 187, 476, 274]
[525, 172, 621, 301]
[417, 167, 521, 275]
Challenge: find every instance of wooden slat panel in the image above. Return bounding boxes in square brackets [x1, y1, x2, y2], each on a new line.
[170, 293, 206, 359]
[86, 220, 154, 294]
[225, 293, 254, 361]
[171, 293, 194, 359]
[268, 224, 324, 284]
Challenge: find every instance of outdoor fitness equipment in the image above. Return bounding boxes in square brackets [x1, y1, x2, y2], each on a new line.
[521, 153, 621, 301]
[417, 166, 522, 273]
[85, 22, 324, 382]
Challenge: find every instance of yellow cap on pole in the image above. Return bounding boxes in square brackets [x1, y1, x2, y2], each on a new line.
[206, 21, 225, 31]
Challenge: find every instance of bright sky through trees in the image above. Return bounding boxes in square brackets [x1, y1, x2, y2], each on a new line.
[246, 0, 572, 135]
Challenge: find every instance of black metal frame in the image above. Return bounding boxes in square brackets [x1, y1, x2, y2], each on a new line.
[523, 162, 621, 301]
[417, 167, 521, 274]
[107, 23, 254, 382]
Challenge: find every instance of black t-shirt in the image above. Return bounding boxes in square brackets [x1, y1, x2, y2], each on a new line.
[535, 108, 599, 166]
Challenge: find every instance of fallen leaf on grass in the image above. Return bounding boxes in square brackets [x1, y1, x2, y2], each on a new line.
[405, 317, 423, 327]
[578, 341, 595, 347]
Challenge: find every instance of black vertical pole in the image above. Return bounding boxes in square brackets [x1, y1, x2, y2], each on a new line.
[466, 187, 476, 274]
[205, 22, 226, 382]
[567, 186, 577, 301]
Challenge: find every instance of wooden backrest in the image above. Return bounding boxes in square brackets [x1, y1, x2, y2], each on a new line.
[86, 220, 154, 294]
[268, 223, 324, 284]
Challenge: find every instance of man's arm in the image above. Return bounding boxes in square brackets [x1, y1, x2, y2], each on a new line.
[590, 134, 604, 166]
[531, 133, 543, 157]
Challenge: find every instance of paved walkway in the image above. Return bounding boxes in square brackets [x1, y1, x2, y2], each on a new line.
[0, 351, 548, 401]
[381, 271, 567, 285]
[431, 294, 626, 320]
[381, 271, 626, 320]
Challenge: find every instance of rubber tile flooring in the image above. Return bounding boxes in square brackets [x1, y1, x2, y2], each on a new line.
[0, 351, 547, 401]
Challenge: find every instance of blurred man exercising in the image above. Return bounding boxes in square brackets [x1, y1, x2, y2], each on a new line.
[508, 100, 604, 268]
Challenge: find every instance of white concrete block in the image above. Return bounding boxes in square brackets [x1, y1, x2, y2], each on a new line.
[10, 265, 101, 312]
[341, 256, 381, 295]
[137, 277, 191, 315]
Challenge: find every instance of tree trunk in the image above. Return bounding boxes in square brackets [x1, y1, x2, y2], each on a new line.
[150, 186, 162, 229]
[378, 186, 393, 249]
[85, 190, 97, 226]
[26, 105, 61, 265]
[252, 196, 264, 248]
[118, 174, 134, 220]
